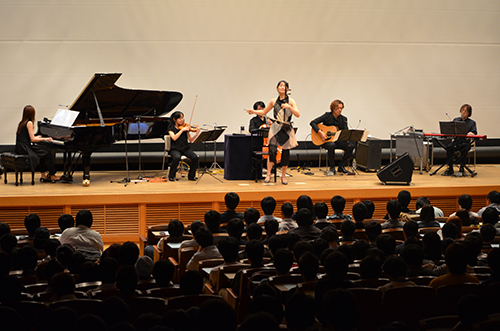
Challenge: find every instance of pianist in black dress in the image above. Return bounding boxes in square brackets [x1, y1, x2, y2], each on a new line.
[16, 105, 60, 182]
[443, 104, 478, 176]
[167, 111, 201, 181]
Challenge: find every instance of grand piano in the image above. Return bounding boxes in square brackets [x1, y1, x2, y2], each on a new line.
[38, 73, 182, 186]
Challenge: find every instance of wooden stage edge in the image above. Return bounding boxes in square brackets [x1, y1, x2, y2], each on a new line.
[1, 164, 499, 244]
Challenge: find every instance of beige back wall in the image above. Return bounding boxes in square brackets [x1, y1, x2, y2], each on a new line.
[1, 0, 499, 144]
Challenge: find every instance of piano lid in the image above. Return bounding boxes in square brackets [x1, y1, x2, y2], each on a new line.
[70, 73, 183, 121]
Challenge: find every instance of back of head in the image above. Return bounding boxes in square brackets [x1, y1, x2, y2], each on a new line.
[261, 196, 277, 215]
[422, 232, 442, 261]
[420, 204, 435, 222]
[482, 207, 500, 225]
[298, 251, 319, 281]
[464, 233, 483, 263]
[195, 226, 214, 248]
[398, 190, 412, 208]
[244, 208, 260, 226]
[330, 195, 346, 213]
[487, 190, 500, 204]
[293, 240, 314, 261]
[268, 234, 288, 256]
[456, 209, 472, 226]
[285, 232, 300, 251]
[458, 194, 473, 210]
[401, 244, 425, 267]
[217, 237, 239, 263]
[340, 220, 356, 237]
[0, 222, 10, 238]
[204, 210, 221, 232]
[44, 238, 61, 257]
[376, 234, 396, 258]
[99, 257, 119, 284]
[168, 219, 185, 238]
[296, 195, 313, 212]
[264, 219, 279, 237]
[246, 222, 263, 240]
[197, 299, 237, 331]
[446, 216, 463, 237]
[239, 312, 279, 331]
[295, 207, 314, 227]
[152, 259, 175, 286]
[322, 289, 358, 331]
[58, 214, 75, 232]
[226, 218, 244, 239]
[285, 292, 316, 331]
[324, 251, 348, 280]
[134, 255, 154, 279]
[487, 248, 500, 274]
[0, 233, 17, 253]
[442, 222, 459, 240]
[180, 270, 204, 295]
[249, 295, 284, 327]
[320, 226, 339, 244]
[19, 245, 38, 272]
[360, 255, 382, 279]
[273, 248, 294, 275]
[119, 241, 140, 266]
[386, 200, 402, 220]
[362, 200, 375, 219]
[382, 255, 407, 280]
[403, 220, 419, 238]
[313, 202, 328, 220]
[312, 237, 329, 257]
[281, 202, 294, 218]
[246, 240, 264, 266]
[225, 192, 240, 210]
[24, 213, 41, 236]
[76, 209, 93, 228]
[481, 223, 496, 243]
[33, 226, 50, 250]
[365, 221, 382, 242]
[416, 196, 431, 210]
[190, 220, 205, 237]
[116, 265, 139, 297]
[445, 243, 469, 275]
[50, 272, 75, 298]
[352, 202, 367, 222]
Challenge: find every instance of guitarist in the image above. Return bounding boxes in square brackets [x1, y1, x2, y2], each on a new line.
[310, 99, 354, 174]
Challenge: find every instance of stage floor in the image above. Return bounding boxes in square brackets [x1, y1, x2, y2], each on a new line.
[1, 164, 499, 243]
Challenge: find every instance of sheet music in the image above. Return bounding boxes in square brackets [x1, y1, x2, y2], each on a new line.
[51, 108, 79, 127]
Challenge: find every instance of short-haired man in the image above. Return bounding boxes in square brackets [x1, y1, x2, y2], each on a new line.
[60, 209, 103, 261]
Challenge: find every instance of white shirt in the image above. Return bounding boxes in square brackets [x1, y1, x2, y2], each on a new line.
[60, 224, 104, 251]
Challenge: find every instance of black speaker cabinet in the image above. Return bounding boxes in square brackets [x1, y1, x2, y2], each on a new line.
[356, 139, 382, 172]
[377, 152, 414, 185]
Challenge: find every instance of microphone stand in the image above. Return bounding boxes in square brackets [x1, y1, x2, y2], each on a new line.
[110, 120, 132, 186]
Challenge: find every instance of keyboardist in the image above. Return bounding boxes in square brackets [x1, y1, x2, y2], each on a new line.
[442, 104, 477, 176]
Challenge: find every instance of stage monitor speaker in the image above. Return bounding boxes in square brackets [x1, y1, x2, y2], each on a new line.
[356, 139, 382, 172]
[377, 152, 414, 185]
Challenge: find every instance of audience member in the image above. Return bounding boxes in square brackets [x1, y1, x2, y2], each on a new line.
[244, 207, 260, 227]
[339, 220, 357, 243]
[313, 202, 333, 230]
[395, 220, 419, 254]
[33, 226, 50, 250]
[429, 243, 479, 289]
[363, 199, 376, 219]
[377, 255, 416, 292]
[119, 241, 140, 266]
[186, 227, 222, 270]
[328, 195, 352, 221]
[50, 271, 77, 302]
[320, 226, 339, 248]
[197, 298, 237, 331]
[352, 202, 367, 229]
[450, 194, 480, 221]
[285, 292, 316, 331]
[359, 254, 382, 280]
[258, 196, 282, 224]
[315, 251, 355, 308]
[180, 270, 204, 295]
[478, 190, 500, 217]
[57, 214, 75, 232]
[134, 255, 154, 280]
[209, 236, 240, 289]
[263, 219, 279, 244]
[278, 202, 297, 232]
[482, 248, 500, 285]
[60, 209, 104, 261]
[441, 222, 459, 240]
[205, 210, 226, 235]
[415, 197, 444, 217]
[296, 195, 314, 212]
[24, 213, 41, 238]
[321, 289, 358, 331]
[365, 221, 382, 245]
[422, 232, 443, 262]
[220, 192, 244, 224]
[289, 208, 321, 241]
[298, 251, 320, 281]
[381, 200, 404, 229]
[376, 234, 396, 260]
[400, 244, 437, 277]
[152, 259, 175, 287]
[456, 208, 475, 226]
[417, 204, 441, 229]
[179, 220, 204, 249]
[226, 218, 247, 245]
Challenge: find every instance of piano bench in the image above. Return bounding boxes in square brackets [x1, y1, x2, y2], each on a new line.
[1, 153, 35, 186]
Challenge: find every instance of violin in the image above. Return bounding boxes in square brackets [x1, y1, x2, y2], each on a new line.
[178, 123, 199, 132]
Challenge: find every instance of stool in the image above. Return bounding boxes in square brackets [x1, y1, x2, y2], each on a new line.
[1, 153, 35, 186]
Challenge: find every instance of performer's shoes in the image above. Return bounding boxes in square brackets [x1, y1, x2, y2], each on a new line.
[329, 167, 336, 175]
[264, 177, 271, 183]
[281, 177, 288, 185]
[337, 166, 350, 174]
[168, 177, 176, 182]
[442, 168, 454, 176]
[188, 177, 197, 181]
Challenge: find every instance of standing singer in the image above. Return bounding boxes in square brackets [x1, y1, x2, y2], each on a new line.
[310, 100, 354, 175]
[247, 80, 300, 185]
[167, 111, 201, 181]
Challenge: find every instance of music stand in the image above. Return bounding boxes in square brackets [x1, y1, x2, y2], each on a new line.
[193, 128, 225, 183]
[333, 129, 368, 174]
[439, 121, 467, 136]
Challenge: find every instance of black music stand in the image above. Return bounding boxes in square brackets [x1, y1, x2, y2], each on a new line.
[334, 129, 367, 175]
[430, 121, 476, 177]
[110, 121, 132, 186]
[193, 128, 225, 183]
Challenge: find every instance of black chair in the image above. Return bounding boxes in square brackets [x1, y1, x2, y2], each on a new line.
[1, 153, 35, 186]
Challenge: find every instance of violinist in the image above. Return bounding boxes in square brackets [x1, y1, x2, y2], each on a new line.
[310, 99, 354, 175]
[167, 111, 201, 181]
[249, 101, 271, 132]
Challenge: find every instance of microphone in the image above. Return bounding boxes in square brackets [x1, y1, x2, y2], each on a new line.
[446, 113, 452, 121]
[354, 119, 361, 129]
[203, 124, 213, 129]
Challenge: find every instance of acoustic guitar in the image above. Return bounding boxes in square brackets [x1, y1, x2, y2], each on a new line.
[311, 123, 338, 146]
